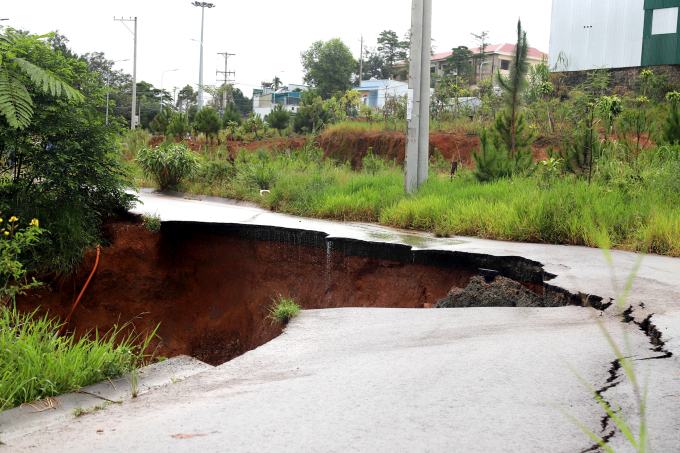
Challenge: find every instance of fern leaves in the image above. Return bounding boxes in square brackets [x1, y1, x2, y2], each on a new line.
[0, 63, 33, 129]
[0, 29, 83, 129]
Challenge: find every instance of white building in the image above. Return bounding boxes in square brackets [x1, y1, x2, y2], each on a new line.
[252, 84, 309, 117]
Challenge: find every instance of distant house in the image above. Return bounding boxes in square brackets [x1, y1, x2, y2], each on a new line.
[353, 80, 410, 108]
[429, 44, 548, 83]
[252, 84, 309, 117]
[549, 0, 680, 71]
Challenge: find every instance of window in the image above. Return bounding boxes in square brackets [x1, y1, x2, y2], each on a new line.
[430, 66, 435, 73]
[652, 7, 679, 35]
[500, 60, 510, 71]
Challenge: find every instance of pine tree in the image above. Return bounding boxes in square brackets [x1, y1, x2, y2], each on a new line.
[662, 102, 680, 145]
[495, 20, 533, 158]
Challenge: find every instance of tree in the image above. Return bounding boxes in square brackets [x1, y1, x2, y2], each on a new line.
[265, 103, 291, 135]
[150, 105, 174, 136]
[221, 102, 242, 129]
[471, 30, 490, 80]
[272, 76, 282, 91]
[293, 90, 330, 134]
[194, 108, 221, 144]
[446, 46, 474, 84]
[360, 47, 387, 80]
[377, 30, 409, 77]
[301, 38, 356, 99]
[0, 28, 84, 129]
[177, 84, 197, 115]
[495, 20, 532, 158]
[0, 29, 135, 274]
[167, 113, 190, 140]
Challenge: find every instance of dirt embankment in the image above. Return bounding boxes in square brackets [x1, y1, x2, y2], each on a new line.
[150, 131, 554, 169]
[17, 218, 475, 366]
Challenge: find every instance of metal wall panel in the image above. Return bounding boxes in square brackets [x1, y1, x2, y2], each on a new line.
[550, 0, 645, 70]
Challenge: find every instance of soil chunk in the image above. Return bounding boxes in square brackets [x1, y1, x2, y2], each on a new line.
[435, 275, 544, 308]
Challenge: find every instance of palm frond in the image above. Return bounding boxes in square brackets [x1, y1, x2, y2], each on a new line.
[13, 58, 84, 102]
[0, 62, 33, 129]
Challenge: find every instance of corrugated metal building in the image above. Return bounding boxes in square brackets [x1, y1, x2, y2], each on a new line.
[549, 0, 680, 71]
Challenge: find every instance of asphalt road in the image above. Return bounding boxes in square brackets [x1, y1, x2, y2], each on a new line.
[5, 191, 678, 452]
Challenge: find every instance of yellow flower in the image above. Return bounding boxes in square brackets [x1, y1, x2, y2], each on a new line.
[4, 231, 8, 236]
[30, 219, 39, 228]
[8, 216, 18, 223]
[0, 218, 3, 223]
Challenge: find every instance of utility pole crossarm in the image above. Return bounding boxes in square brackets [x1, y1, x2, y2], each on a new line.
[114, 17, 138, 130]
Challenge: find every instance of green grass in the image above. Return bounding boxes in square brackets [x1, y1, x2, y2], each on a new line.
[268, 295, 301, 325]
[0, 308, 158, 412]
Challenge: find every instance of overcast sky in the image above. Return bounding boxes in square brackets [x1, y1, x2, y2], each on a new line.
[3, 1, 553, 99]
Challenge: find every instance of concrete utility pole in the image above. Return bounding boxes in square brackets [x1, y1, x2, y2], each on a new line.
[217, 52, 236, 114]
[404, 0, 432, 193]
[359, 35, 363, 86]
[114, 17, 138, 130]
[192, 2, 215, 111]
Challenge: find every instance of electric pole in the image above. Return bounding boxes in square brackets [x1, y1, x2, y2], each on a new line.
[192, 2, 215, 111]
[217, 52, 236, 114]
[404, 0, 432, 193]
[359, 35, 363, 86]
[115, 17, 138, 130]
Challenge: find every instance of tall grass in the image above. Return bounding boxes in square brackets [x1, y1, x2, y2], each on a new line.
[158, 139, 680, 257]
[0, 308, 157, 412]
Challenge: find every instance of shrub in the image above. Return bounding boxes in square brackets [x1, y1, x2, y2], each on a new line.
[267, 295, 301, 325]
[362, 147, 386, 175]
[191, 160, 235, 185]
[194, 108, 221, 144]
[240, 162, 278, 190]
[266, 103, 292, 135]
[0, 216, 43, 305]
[137, 142, 200, 191]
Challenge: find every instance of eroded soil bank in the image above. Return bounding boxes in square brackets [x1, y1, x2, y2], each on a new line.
[17, 217, 565, 366]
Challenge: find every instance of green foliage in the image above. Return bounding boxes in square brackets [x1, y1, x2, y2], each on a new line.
[662, 99, 680, 145]
[267, 294, 301, 325]
[446, 46, 474, 84]
[167, 113, 190, 141]
[557, 107, 601, 182]
[221, 102, 242, 129]
[300, 38, 356, 99]
[0, 28, 84, 129]
[377, 30, 409, 77]
[136, 142, 200, 191]
[0, 216, 43, 305]
[0, 308, 157, 412]
[0, 31, 136, 275]
[193, 108, 221, 144]
[149, 105, 173, 136]
[240, 161, 278, 190]
[293, 92, 330, 134]
[362, 147, 386, 175]
[472, 130, 532, 182]
[495, 19, 532, 158]
[266, 103, 291, 134]
[142, 211, 161, 233]
[243, 112, 264, 140]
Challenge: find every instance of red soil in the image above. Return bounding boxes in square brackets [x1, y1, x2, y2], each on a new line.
[152, 132, 551, 169]
[17, 218, 474, 366]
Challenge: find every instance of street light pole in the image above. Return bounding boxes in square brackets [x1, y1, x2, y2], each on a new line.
[160, 69, 179, 113]
[192, 2, 215, 111]
[106, 59, 129, 125]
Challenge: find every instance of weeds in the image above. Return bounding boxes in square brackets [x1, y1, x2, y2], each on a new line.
[267, 295, 301, 325]
[136, 142, 200, 191]
[0, 308, 158, 412]
[72, 401, 114, 418]
[142, 212, 161, 233]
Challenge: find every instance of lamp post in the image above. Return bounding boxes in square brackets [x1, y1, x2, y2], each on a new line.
[192, 1, 215, 111]
[160, 69, 179, 113]
[106, 59, 130, 125]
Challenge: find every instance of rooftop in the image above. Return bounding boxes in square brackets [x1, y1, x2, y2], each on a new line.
[430, 43, 547, 62]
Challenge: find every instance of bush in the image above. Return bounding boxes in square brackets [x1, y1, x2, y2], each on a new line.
[240, 162, 278, 190]
[0, 216, 43, 305]
[267, 295, 301, 325]
[137, 142, 200, 191]
[191, 160, 235, 185]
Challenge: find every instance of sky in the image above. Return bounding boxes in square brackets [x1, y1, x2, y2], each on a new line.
[2, 1, 553, 101]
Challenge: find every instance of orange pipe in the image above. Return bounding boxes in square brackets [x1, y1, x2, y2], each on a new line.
[58, 246, 100, 336]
